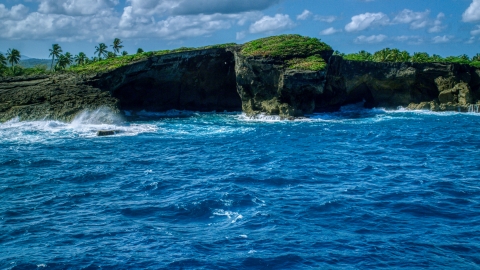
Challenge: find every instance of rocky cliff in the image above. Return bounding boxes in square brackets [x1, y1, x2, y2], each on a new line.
[1, 45, 480, 123]
[326, 56, 480, 112]
[0, 48, 241, 122]
[234, 50, 334, 118]
[0, 74, 118, 122]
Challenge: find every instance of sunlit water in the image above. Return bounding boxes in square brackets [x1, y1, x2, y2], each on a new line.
[1, 105, 480, 269]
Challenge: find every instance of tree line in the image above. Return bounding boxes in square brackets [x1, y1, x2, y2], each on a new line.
[1, 38, 145, 76]
[337, 48, 480, 66]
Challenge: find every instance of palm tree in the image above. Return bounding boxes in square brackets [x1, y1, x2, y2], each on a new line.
[55, 54, 70, 70]
[472, 53, 480, 62]
[411, 52, 430, 63]
[6, 48, 21, 73]
[431, 54, 443, 62]
[111, 38, 123, 56]
[74, 52, 87, 66]
[122, 51, 128, 56]
[137, 48, 144, 54]
[49, 44, 63, 70]
[459, 54, 470, 62]
[399, 51, 411, 62]
[64, 52, 73, 66]
[107, 52, 116, 59]
[95, 43, 108, 60]
[373, 48, 390, 62]
[0, 53, 6, 67]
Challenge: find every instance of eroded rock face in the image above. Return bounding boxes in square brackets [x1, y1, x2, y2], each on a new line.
[234, 50, 334, 118]
[0, 48, 242, 122]
[92, 48, 241, 112]
[326, 56, 480, 111]
[0, 74, 118, 122]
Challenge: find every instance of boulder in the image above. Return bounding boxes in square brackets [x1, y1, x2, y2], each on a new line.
[97, 130, 120, 136]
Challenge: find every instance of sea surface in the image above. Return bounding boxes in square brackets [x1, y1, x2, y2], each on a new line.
[1, 105, 480, 269]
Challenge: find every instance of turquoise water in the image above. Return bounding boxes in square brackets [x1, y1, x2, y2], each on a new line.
[1, 105, 480, 269]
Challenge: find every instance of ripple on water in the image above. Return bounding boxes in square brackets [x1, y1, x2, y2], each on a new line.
[1, 108, 480, 269]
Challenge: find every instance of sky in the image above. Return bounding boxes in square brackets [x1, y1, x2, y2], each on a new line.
[0, 0, 479, 59]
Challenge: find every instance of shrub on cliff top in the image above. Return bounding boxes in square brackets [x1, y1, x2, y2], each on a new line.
[286, 56, 327, 71]
[241, 35, 332, 59]
[69, 43, 237, 73]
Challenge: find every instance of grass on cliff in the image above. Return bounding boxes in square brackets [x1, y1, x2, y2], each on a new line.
[241, 35, 331, 71]
[69, 43, 237, 74]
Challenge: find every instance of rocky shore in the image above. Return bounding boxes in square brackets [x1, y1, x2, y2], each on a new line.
[1, 46, 479, 123]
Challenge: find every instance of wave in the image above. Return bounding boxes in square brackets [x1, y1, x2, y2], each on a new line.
[0, 107, 157, 142]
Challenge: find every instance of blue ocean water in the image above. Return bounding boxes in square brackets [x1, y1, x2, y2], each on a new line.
[1, 105, 480, 269]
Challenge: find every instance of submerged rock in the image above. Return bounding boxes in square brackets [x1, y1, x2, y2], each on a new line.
[97, 130, 120, 136]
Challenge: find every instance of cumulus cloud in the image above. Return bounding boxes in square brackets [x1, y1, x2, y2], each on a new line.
[463, 0, 480, 22]
[432, 35, 453, 43]
[354, 34, 387, 43]
[320, 27, 342, 35]
[314, 15, 338, 23]
[345, 12, 389, 32]
[393, 9, 430, 29]
[394, 35, 424, 44]
[0, 4, 29, 20]
[38, 0, 119, 16]
[471, 25, 480, 35]
[126, 0, 280, 16]
[297, 10, 312, 20]
[428, 13, 446, 33]
[249, 14, 295, 33]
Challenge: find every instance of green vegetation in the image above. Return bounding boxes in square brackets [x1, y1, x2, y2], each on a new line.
[241, 34, 331, 58]
[6, 49, 21, 73]
[95, 43, 109, 60]
[2, 35, 479, 78]
[340, 48, 480, 68]
[286, 56, 327, 71]
[49, 44, 62, 70]
[70, 43, 237, 74]
[111, 38, 124, 55]
[241, 35, 331, 71]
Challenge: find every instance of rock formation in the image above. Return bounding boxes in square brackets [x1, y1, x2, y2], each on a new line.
[0, 48, 241, 122]
[1, 44, 479, 123]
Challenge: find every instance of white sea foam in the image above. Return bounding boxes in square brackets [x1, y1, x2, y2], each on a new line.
[213, 209, 243, 223]
[0, 107, 157, 142]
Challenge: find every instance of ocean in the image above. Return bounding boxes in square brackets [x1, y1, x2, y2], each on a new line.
[1, 105, 480, 269]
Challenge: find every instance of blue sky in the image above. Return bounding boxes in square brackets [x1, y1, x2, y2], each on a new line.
[1, 0, 479, 59]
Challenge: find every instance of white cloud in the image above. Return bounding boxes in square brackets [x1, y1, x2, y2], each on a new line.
[320, 27, 342, 35]
[428, 13, 446, 33]
[354, 34, 387, 43]
[394, 35, 424, 44]
[466, 36, 476, 44]
[463, 0, 480, 22]
[432, 35, 453, 43]
[126, 0, 279, 16]
[471, 25, 480, 35]
[249, 14, 295, 33]
[393, 9, 429, 27]
[297, 10, 312, 20]
[345, 12, 389, 32]
[0, 4, 29, 20]
[38, 0, 119, 16]
[314, 15, 338, 23]
[236, 31, 246, 40]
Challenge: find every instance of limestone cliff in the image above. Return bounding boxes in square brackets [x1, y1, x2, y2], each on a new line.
[234, 49, 334, 118]
[325, 56, 480, 112]
[0, 48, 241, 122]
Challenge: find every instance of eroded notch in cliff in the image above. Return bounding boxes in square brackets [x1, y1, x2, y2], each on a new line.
[344, 82, 376, 108]
[111, 49, 242, 113]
